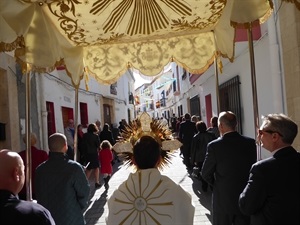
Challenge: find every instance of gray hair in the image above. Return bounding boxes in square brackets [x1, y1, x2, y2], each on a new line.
[261, 113, 298, 144]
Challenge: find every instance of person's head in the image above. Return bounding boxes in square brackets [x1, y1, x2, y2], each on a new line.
[77, 124, 83, 131]
[103, 123, 110, 131]
[218, 111, 237, 135]
[95, 120, 101, 128]
[67, 119, 74, 128]
[48, 133, 68, 153]
[100, 140, 112, 150]
[22, 132, 37, 146]
[191, 115, 198, 123]
[210, 116, 218, 127]
[121, 119, 127, 126]
[0, 150, 25, 195]
[133, 136, 161, 170]
[258, 113, 298, 152]
[184, 113, 191, 121]
[196, 121, 207, 133]
[87, 123, 98, 133]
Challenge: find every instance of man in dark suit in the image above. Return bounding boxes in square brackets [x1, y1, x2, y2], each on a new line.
[0, 149, 55, 225]
[201, 111, 257, 225]
[239, 113, 300, 225]
[179, 113, 197, 171]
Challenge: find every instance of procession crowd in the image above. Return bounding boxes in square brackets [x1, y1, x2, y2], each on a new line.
[0, 111, 299, 225]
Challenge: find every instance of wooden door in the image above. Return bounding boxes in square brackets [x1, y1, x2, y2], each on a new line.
[103, 104, 111, 125]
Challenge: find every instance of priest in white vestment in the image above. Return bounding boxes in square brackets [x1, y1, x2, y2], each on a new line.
[106, 134, 195, 225]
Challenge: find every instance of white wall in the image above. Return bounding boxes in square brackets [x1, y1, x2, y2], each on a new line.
[113, 71, 135, 124]
[186, 31, 280, 141]
[42, 69, 134, 134]
[166, 22, 284, 159]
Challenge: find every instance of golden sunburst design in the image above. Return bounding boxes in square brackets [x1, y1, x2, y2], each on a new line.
[112, 169, 174, 225]
[113, 112, 182, 170]
[90, 0, 192, 35]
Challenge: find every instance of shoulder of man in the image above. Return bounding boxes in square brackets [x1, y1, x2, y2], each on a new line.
[67, 159, 86, 169]
[18, 200, 55, 224]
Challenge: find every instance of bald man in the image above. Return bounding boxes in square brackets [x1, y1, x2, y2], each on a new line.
[0, 149, 55, 225]
[201, 111, 257, 225]
[35, 133, 90, 225]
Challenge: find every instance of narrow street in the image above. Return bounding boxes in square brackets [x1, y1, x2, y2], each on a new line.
[84, 150, 212, 225]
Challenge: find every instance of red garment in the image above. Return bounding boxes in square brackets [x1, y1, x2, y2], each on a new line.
[78, 130, 84, 138]
[19, 146, 48, 197]
[99, 148, 113, 174]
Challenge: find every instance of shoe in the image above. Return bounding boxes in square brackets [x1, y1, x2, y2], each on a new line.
[95, 183, 101, 189]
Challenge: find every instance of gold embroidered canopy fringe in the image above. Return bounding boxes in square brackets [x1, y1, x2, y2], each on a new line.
[0, 0, 280, 85]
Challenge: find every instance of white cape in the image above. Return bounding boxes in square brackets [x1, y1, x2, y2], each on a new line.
[106, 168, 195, 225]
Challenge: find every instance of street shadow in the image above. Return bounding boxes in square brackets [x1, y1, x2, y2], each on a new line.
[84, 189, 108, 225]
[191, 176, 213, 223]
[85, 160, 123, 207]
[84, 160, 124, 224]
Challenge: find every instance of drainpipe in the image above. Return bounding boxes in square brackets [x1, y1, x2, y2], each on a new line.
[267, 7, 285, 113]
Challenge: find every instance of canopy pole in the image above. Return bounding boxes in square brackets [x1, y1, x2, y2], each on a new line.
[25, 69, 33, 201]
[247, 24, 261, 161]
[74, 87, 79, 162]
[214, 56, 220, 114]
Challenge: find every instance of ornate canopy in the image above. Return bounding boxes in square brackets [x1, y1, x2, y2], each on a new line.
[1, 0, 296, 86]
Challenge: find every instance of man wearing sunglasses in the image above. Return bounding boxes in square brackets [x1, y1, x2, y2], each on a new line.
[239, 113, 300, 225]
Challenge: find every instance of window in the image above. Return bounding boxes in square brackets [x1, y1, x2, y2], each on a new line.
[205, 94, 212, 126]
[80, 102, 88, 128]
[219, 75, 242, 133]
[129, 92, 134, 104]
[110, 82, 117, 95]
[178, 105, 183, 117]
[160, 90, 166, 107]
[173, 80, 176, 92]
[190, 95, 200, 118]
[182, 68, 187, 80]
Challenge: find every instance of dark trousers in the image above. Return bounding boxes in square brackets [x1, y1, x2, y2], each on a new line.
[182, 144, 192, 170]
[196, 161, 208, 191]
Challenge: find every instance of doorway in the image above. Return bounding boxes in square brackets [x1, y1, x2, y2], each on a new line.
[103, 104, 112, 125]
[61, 106, 74, 128]
[205, 94, 212, 126]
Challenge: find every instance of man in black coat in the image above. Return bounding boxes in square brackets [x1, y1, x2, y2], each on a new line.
[179, 113, 197, 171]
[201, 111, 257, 225]
[239, 113, 300, 225]
[0, 149, 55, 225]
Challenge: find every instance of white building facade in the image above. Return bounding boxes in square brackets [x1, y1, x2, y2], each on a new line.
[0, 53, 135, 151]
[135, 17, 287, 159]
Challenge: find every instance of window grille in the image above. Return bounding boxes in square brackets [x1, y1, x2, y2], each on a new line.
[219, 75, 242, 133]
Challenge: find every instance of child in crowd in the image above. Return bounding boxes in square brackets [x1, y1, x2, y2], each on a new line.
[99, 140, 113, 189]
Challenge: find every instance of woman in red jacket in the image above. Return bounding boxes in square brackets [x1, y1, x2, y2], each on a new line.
[99, 140, 113, 189]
